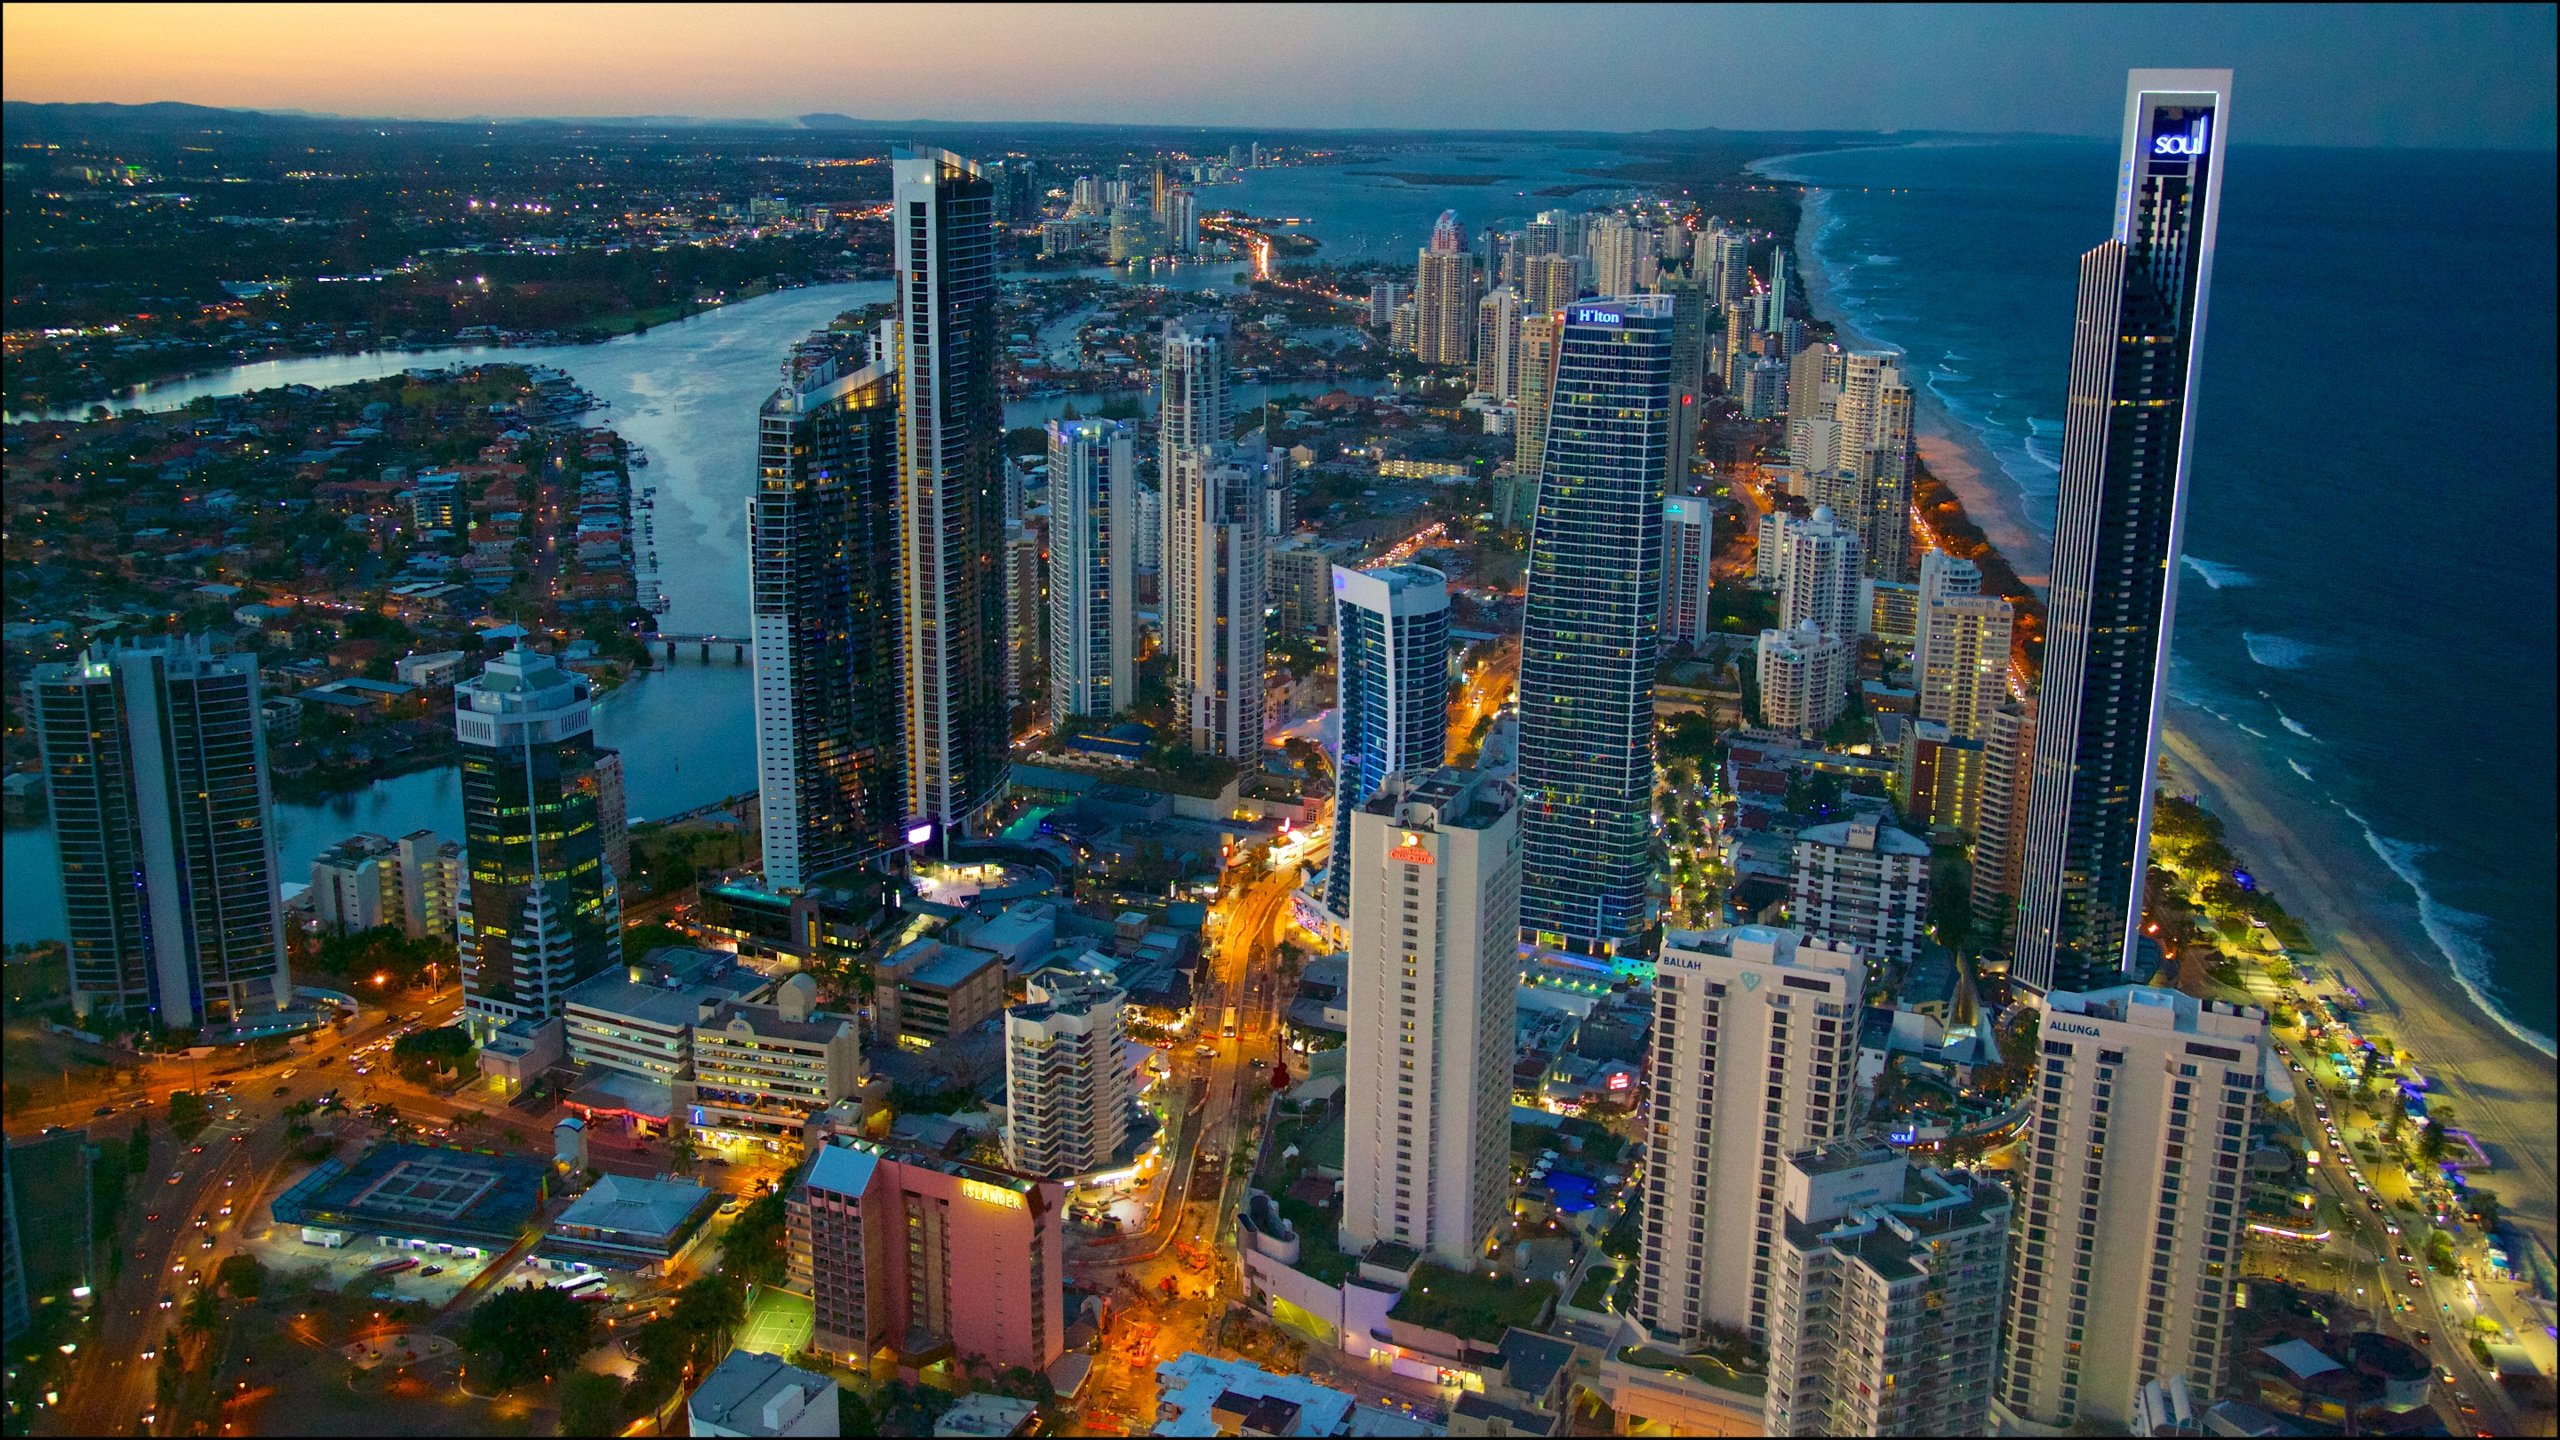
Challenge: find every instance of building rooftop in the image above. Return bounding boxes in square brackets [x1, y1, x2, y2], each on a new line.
[552, 1172, 711, 1242]
[700, 999, 850, 1048]
[932, 1392, 1039, 1438]
[882, 937, 1005, 991]
[1497, 1327, 1579, 1398]
[564, 948, 769, 1029]
[686, 1348, 837, 1437]
[269, 1141, 548, 1245]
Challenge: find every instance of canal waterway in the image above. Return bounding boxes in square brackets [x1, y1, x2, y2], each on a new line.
[2, 256, 1393, 945]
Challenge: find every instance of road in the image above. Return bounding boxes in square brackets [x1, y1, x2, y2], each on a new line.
[1065, 855, 1299, 1431]
[21, 991, 464, 1437]
[2259, 1033, 2544, 1437]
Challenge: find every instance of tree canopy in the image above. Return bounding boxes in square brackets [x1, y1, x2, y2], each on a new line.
[460, 1285, 596, 1390]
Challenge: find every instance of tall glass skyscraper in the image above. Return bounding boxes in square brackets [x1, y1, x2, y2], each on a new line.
[1517, 296, 1673, 952]
[1047, 418, 1137, 725]
[456, 647, 619, 1039]
[2013, 70, 2231, 996]
[751, 332, 906, 893]
[25, 637, 289, 1027]
[1325, 563, 1451, 915]
[894, 147, 1010, 838]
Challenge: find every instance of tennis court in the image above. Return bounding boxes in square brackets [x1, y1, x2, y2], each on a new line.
[734, 1285, 813, 1357]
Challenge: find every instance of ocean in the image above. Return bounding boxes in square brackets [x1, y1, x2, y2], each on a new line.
[1754, 139, 2558, 1053]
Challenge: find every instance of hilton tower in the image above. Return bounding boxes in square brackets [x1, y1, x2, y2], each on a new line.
[2013, 70, 2232, 995]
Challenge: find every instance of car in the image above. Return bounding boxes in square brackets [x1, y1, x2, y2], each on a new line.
[135, 1244, 150, 1259]
[146, 1212, 161, 1222]
[272, 1086, 289, 1097]
[94, 1105, 118, 1117]
[231, 1134, 246, 1144]
[159, 1294, 175, 1310]
[318, 1057, 336, 1068]
[199, 1235, 215, 1251]
[193, 1216, 209, 1229]
[167, 1172, 183, 1186]
[2368, 1198, 2386, 1213]
[189, 1144, 203, 1154]
[2407, 1269, 2423, 1286]
[218, 1204, 232, 1216]
[140, 1349, 157, 1361]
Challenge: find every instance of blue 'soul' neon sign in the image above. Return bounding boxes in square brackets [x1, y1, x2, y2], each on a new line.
[2153, 115, 2211, 157]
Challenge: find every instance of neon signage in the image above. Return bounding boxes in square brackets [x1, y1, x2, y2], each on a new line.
[1570, 306, 1622, 327]
[2152, 115, 2210, 157]
[1387, 831, 1435, 865]
[959, 1178, 1025, 1210]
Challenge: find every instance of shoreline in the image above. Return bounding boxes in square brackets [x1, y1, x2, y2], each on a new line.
[1752, 152, 2052, 586]
[2163, 721, 2557, 1249]
[1748, 143, 2557, 1245]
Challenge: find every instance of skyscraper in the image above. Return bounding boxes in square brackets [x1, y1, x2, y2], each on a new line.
[1774, 505, 1865, 642]
[1786, 341, 1840, 473]
[2013, 70, 2231, 996]
[1661, 495, 1714, 653]
[1766, 1144, 2012, 1438]
[1158, 314, 1229, 592]
[1003, 973, 1133, 1178]
[1790, 816, 1931, 969]
[1511, 313, 1562, 483]
[1413, 211, 1479, 367]
[1517, 296, 1672, 953]
[26, 638, 289, 1027]
[1757, 620, 1852, 739]
[456, 647, 620, 1039]
[1046, 418, 1136, 725]
[1473, 284, 1522, 401]
[1760, 245, 1791, 332]
[1166, 446, 1268, 758]
[1914, 554, 2014, 815]
[1339, 768, 1520, 1268]
[1003, 522, 1044, 709]
[893, 147, 1010, 838]
[1325, 565, 1452, 916]
[1998, 985, 2268, 1429]
[1833, 350, 1916, 581]
[792, 1138, 1064, 1373]
[1519, 251, 1579, 320]
[1663, 276, 1709, 488]
[751, 338, 904, 893]
[1585, 214, 1641, 297]
[1970, 696, 2038, 940]
[1638, 927, 1860, 1342]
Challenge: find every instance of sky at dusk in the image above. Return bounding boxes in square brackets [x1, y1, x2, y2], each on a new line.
[4, 3, 2553, 150]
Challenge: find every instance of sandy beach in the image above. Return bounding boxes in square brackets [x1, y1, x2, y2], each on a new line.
[2163, 723, 2558, 1251]
[1773, 155, 2559, 1251]
[1779, 176, 2052, 589]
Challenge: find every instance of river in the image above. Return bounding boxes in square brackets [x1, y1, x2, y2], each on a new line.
[2, 261, 1391, 945]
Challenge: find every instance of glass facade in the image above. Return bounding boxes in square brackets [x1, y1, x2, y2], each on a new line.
[895, 148, 1010, 833]
[1325, 564, 1451, 914]
[456, 649, 620, 1035]
[1516, 297, 1673, 951]
[2014, 73, 2229, 995]
[25, 640, 288, 1027]
[751, 352, 906, 891]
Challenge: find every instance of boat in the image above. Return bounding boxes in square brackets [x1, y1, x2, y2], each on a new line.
[628, 449, 648, 467]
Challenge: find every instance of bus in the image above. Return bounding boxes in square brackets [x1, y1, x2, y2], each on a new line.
[1220, 1007, 1239, 1039]
[554, 1273, 609, 1299]
[368, 1257, 418, 1276]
